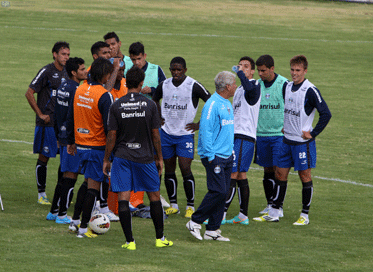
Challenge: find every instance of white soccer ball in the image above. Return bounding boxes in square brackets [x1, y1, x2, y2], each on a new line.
[89, 213, 111, 234]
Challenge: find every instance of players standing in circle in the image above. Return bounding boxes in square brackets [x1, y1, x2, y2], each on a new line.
[186, 71, 236, 242]
[129, 42, 166, 99]
[153, 57, 211, 218]
[254, 55, 331, 224]
[222, 57, 261, 225]
[66, 58, 114, 238]
[25, 41, 70, 204]
[104, 32, 133, 76]
[46, 57, 88, 224]
[103, 66, 173, 250]
[253, 55, 288, 218]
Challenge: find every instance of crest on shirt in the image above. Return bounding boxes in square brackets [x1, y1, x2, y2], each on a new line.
[288, 98, 294, 103]
[172, 94, 177, 100]
[265, 93, 270, 99]
[52, 73, 59, 79]
[227, 107, 230, 114]
[214, 165, 221, 174]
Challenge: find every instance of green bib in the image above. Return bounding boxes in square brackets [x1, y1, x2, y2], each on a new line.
[257, 74, 288, 136]
[142, 62, 159, 99]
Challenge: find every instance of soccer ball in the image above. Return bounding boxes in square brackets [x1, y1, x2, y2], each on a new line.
[89, 213, 111, 234]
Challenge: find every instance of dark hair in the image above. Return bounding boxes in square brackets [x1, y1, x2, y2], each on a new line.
[90, 58, 114, 82]
[170, 57, 186, 69]
[103, 32, 120, 42]
[90, 41, 110, 56]
[239, 56, 255, 70]
[52, 41, 70, 54]
[126, 66, 145, 89]
[65, 57, 85, 78]
[256, 55, 274, 69]
[290, 55, 308, 70]
[129, 42, 145, 56]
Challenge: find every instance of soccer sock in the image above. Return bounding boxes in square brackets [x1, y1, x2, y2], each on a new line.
[183, 174, 195, 207]
[263, 172, 275, 205]
[36, 159, 47, 194]
[80, 188, 98, 229]
[58, 178, 77, 217]
[50, 180, 63, 214]
[72, 180, 87, 220]
[302, 180, 313, 214]
[150, 200, 164, 239]
[99, 181, 109, 210]
[224, 179, 237, 213]
[118, 200, 134, 243]
[237, 179, 250, 217]
[165, 173, 178, 205]
[57, 164, 63, 183]
[272, 179, 288, 210]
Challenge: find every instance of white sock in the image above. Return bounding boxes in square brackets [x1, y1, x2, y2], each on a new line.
[38, 192, 46, 199]
[100, 206, 110, 214]
[222, 212, 227, 220]
[238, 212, 248, 220]
[171, 203, 179, 210]
[73, 219, 80, 225]
[79, 227, 87, 233]
[186, 206, 194, 211]
[300, 213, 309, 220]
[268, 208, 280, 217]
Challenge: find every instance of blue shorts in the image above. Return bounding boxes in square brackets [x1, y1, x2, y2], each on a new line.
[255, 136, 283, 167]
[110, 157, 160, 193]
[160, 129, 194, 160]
[276, 140, 317, 171]
[60, 146, 82, 174]
[77, 148, 105, 182]
[33, 126, 58, 157]
[232, 138, 255, 173]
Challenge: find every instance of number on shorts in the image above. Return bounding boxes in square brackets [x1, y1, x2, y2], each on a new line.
[299, 152, 306, 159]
[186, 142, 193, 149]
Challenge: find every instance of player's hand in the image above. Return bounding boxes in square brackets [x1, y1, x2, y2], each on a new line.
[161, 118, 165, 126]
[155, 159, 163, 176]
[301, 130, 312, 140]
[185, 122, 199, 132]
[141, 86, 151, 94]
[67, 144, 77, 156]
[103, 160, 111, 176]
[238, 64, 243, 71]
[281, 128, 284, 134]
[39, 114, 50, 124]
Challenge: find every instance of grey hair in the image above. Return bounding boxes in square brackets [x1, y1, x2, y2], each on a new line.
[214, 71, 236, 93]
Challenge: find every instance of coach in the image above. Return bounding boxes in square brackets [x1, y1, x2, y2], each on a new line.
[186, 71, 236, 242]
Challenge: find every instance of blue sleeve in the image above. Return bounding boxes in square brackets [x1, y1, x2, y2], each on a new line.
[66, 96, 75, 145]
[305, 87, 332, 138]
[98, 92, 114, 136]
[200, 101, 218, 161]
[237, 71, 261, 106]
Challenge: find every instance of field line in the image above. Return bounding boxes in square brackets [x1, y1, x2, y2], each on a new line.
[3, 25, 373, 44]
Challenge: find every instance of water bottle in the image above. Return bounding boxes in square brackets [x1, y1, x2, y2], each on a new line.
[232, 65, 240, 73]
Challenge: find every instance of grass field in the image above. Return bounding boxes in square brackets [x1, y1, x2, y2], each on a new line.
[0, 0, 373, 271]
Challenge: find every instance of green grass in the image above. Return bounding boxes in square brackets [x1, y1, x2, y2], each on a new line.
[1, 0, 373, 271]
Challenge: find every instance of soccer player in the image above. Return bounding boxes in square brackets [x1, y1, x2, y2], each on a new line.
[87, 42, 120, 221]
[104, 32, 133, 76]
[254, 55, 331, 224]
[103, 66, 173, 250]
[66, 58, 114, 238]
[186, 71, 236, 242]
[254, 54, 288, 217]
[222, 57, 261, 225]
[153, 57, 211, 218]
[25, 41, 70, 204]
[46, 57, 88, 224]
[129, 42, 166, 99]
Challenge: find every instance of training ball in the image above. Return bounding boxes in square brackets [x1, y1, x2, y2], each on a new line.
[89, 213, 111, 234]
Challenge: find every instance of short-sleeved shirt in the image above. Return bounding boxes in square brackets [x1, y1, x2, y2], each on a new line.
[107, 92, 161, 164]
[29, 63, 68, 127]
